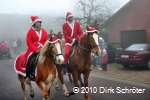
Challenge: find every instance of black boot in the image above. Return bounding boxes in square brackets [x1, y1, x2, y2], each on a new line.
[61, 64, 67, 75]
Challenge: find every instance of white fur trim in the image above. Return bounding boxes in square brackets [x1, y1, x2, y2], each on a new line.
[66, 21, 75, 38]
[31, 19, 41, 26]
[48, 39, 61, 43]
[38, 30, 42, 42]
[65, 39, 75, 46]
[67, 14, 73, 19]
[86, 30, 99, 33]
[39, 43, 44, 47]
[65, 43, 71, 46]
[32, 27, 42, 47]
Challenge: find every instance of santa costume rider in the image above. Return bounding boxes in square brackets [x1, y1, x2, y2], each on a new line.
[61, 12, 84, 75]
[25, 16, 48, 83]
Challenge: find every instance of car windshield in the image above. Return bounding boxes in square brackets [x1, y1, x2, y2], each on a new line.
[113, 44, 123, 50]
[125, 44, 147, 50]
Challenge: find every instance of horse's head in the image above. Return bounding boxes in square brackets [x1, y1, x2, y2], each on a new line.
[48, 30, 64, 64]
[39, 30, 64, 65]
[84, 24, 101, 56]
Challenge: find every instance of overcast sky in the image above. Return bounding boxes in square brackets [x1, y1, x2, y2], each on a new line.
[0, 0, 129, 15]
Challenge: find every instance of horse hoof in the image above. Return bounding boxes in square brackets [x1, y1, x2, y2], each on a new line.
[69, 91, 75, 95]
[55, 87, 60, 90]
[86, 97, 91, 100]
[30, 94, 34, 98]
[24, 97, 28, 100]
[64, 93, 69, 97]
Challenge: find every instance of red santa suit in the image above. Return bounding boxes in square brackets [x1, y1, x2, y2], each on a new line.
[62, 12, 83, 64]
[24, 16, 48, 69]
[0, 41, 8, 48]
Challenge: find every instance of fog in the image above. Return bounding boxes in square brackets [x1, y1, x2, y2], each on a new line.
[0, 0, 129, 51]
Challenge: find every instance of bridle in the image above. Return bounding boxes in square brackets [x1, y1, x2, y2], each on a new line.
[78, 32, 99, 71]
[79, 33, 99, 51]
[44, 42, 63, 59]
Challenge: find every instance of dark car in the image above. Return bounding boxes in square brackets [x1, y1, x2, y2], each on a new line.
[105, 43, 123, 62]
[115, 43, 150, 70]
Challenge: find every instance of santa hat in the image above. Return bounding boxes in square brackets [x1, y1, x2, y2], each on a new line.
[47, 36, 61, 43]
[86, 27, 99, 33]
[66, 12, 73, 21]
[30, 16, 42, 26]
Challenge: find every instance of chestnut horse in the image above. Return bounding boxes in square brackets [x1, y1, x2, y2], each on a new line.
[15, 31, 64, 100]
[68, 25, 100, 100]
[54, 24, 100, 100]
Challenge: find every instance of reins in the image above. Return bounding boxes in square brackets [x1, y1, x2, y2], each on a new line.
[78, 34, 99, 71]
[44, 43, 63, 60]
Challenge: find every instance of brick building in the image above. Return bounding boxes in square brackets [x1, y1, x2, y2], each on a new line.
[102, 0, 150, 48]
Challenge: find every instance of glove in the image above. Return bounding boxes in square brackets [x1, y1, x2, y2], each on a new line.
[74, 40, 78, 45]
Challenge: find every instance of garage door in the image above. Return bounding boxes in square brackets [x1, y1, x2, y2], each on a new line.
[120, 30, 146, 48]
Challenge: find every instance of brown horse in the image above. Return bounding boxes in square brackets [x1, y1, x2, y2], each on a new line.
[68, 24, 100, 100]
[54, 39, 69, 96]
[15, 31, 64, 100]
[54, 23, 100, 100]
[54, 39, 83, 97]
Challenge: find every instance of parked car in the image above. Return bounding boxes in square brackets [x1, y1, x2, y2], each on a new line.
[115, 43, 150, 70]
[105, 43, 124, 62]
[92, 43, 123, 65]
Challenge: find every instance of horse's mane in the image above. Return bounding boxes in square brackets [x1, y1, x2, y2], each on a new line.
[38, 41, 49, 64]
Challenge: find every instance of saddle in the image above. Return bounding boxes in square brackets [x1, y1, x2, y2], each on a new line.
[14, 53, 39, 78]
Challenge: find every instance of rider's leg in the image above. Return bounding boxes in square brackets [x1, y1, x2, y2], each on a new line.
[61, 45, 71, 75]
[25, 53, 37, 83]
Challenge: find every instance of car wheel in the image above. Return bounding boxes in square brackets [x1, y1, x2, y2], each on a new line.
[122, 64, 130, 68]
[146, 60, 150, 70]
[7, 53, 11, 59]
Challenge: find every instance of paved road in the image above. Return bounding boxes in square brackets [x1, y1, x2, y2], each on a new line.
[0, 58, 150, 100]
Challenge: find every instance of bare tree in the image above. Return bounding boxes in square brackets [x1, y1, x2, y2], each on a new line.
[73, 0, 119, 41]
[74, 0, 117, 25]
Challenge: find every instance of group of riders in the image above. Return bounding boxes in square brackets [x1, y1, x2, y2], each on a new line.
[23, 12, 98, 83]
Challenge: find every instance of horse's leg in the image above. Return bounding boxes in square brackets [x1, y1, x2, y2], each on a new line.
[68, 73, 73, 83]
[83, 70, 91, 100]
[45, 79, 54, 100]
[55, 77, 60, 90]
[78, 74, 84, 87]
[56, 65, 69, 96]
[28, 82, 34, 98]
[18, 74, 28, 100]
[69, 71, 79, 95]
[36, 81, 49, 100]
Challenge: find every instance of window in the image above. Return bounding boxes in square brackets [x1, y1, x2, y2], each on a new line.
[113, 44, 123, 50]
[125, 44, 147, 51]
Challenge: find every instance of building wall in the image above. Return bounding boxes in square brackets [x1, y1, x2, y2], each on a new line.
[108, 0, 150, 44]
